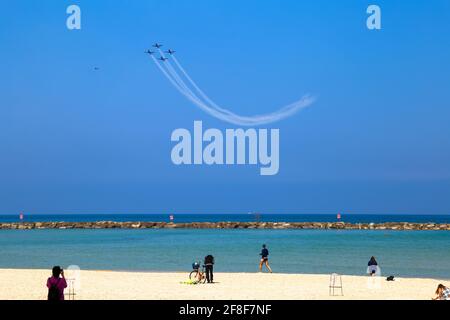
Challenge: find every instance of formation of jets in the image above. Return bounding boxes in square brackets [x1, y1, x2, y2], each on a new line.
[145, 43, 175, 62]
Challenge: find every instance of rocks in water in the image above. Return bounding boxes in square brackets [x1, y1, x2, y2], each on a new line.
[0, 221, 449, 231]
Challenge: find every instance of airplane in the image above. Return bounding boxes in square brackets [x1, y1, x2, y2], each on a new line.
[158, 56, 168, 62]
[165, 49, 176, 55]
[145, 49, 155, 55]
[152, 43, 163, 49]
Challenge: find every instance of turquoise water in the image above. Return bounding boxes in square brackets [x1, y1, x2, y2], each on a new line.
[0, 229, 449, 279]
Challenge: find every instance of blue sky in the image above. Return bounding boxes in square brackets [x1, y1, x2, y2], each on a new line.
[1, 0, 450, 214]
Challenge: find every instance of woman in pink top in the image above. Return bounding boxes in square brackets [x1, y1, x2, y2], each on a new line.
[46, 266, 67, 300]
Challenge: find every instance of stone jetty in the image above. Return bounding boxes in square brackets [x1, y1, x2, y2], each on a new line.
[0, 221, 449, 231]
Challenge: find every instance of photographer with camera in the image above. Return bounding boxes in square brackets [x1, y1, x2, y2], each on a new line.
[46, 266, 67, 300]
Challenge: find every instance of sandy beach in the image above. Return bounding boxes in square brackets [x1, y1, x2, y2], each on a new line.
[0, 269, 446, 300]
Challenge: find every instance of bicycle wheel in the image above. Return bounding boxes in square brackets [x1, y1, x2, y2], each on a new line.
[189, 270, 199, 281]
[199, 272, 207, 284]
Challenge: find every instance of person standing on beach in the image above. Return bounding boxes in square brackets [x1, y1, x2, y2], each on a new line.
[259, 244, 273, 273]
[204, 254, 215, 283]
[47, 266, 67, 300]
[367, 256, 379, 276]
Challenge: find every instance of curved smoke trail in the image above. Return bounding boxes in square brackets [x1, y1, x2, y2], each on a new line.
[157, 51, 211, 110]
[159, 50, 237, 118]
[149, 54, 247, 124]
[150, 52, 315, 126]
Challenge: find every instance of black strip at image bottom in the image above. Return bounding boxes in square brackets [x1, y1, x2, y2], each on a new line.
[1, 300, 447, 319]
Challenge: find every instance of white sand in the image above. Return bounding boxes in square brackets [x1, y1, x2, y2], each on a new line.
[0, 269, 446, 300]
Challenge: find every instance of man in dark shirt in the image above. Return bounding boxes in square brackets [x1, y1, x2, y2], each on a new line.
[259, 244, 273, 273]
[204, 255, 215, 283]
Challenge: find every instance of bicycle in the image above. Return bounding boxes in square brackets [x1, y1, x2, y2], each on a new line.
[189, 263, 207, 284]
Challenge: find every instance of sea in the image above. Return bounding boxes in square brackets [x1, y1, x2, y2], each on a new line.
[0, 214, 449, 279]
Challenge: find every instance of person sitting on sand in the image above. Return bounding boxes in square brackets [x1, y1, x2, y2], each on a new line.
[367, 256, 379, 276]
[47, 266, 67, 300]
[433, 284, 450, 300]
[259, 244, 273, 273]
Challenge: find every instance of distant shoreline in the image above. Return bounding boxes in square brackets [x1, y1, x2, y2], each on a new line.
[1, 221, 449, 231]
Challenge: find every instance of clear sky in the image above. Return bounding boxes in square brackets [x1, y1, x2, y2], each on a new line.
[1, 0, 450, 214]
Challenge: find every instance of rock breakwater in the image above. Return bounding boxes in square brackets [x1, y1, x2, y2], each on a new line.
[0, 221, 449, 231]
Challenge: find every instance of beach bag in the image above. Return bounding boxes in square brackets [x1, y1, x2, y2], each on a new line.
[386, 276, 395, 281]
[48, 279, 60, 301]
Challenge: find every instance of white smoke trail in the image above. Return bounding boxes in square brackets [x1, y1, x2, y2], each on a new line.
[159, 51, 237, 118]
[157, 50, 210, 110]
[159, 53, 316, 125]
[150, 52, 316, 126]
[149, 55, 186, 94]
[151, 54, 247, 121]
[170, 55, 236, 117]
[169, 53, 317, 123]
[150, 55, 242, 122]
